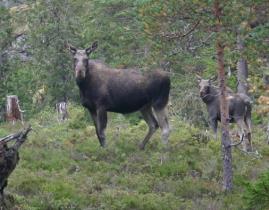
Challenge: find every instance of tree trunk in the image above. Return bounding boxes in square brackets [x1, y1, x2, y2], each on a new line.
[237, 32, 253, 152]
[237, 33, 249, 95]
[214, 0, 233, 191]
[5, 95, 24, 124]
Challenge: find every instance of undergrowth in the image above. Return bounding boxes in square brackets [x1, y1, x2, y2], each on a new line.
[1, 104, 269, 210]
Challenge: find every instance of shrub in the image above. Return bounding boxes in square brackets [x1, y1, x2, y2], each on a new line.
[243, 170, 269, 210]
[67, 104, 91, 129]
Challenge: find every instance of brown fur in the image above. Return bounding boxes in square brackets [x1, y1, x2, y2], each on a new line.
[69, 42, 170, 148]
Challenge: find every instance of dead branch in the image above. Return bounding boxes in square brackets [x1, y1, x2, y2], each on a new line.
[188, 32, 215, 51]
[168, 32, 215, 57]
[160, 21, 200, 40]
[235, 147, 262, 159]
[13, 126, 32, 150]
[0, 125, 32, 150]
[229, 134, 244, 147]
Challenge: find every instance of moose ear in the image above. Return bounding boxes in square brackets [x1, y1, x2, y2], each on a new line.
[91, 41, 98, 51]
[209, 75, 217, 82]
[196, 74, 202, 83]
[66, 43, 77, 55]
[86, 41, 98, 56]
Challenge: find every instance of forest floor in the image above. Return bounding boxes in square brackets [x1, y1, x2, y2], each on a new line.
[1, 105, 269, 210]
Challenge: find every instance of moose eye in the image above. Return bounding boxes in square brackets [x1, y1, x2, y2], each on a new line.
[74, 58, 78, 63]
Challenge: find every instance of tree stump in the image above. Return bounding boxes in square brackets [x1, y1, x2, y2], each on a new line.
[56, 101, 68, 122]
[5, 95, 24, 124]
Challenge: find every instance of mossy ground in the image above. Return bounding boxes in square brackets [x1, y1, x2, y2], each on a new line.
[1, 105, 269, 210]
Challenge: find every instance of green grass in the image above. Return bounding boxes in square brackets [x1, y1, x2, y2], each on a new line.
[2, 105, 269, 210]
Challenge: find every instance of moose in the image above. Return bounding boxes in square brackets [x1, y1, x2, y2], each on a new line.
[197, 76, 252, 151]
[68, 41, 170, 149]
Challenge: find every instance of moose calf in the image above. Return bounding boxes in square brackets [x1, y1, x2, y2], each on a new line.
[197, 76, 252, 151]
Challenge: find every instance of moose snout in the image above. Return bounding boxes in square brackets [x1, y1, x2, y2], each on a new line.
[75, 69, 86, 78]
[200, 90, 206, 97]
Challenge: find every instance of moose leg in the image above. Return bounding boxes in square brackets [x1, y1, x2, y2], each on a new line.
[0, 180, 7, 206]
[94, 109, 107, 147]
[153, 108, 170, 145]
[245, 117, 252, 151]
[139, 106, 159, 150]
[90, 110, 97, 128]
[236, 119, 251, 152]
[209, 117, 218, 139]
[90, 110, 100, 143]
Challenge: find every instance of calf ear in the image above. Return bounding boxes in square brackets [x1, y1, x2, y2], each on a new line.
[66, 43, 77, 55]
[209, 75, 217, 82]
[86, 41, 98, 56]
[196, 74, 202, 82]
[91, 41, 98, 51]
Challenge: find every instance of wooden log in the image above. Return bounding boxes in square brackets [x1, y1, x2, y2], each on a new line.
[5, 95, 24, 124]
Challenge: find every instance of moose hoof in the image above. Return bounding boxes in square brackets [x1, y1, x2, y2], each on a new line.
[100, 141, 106, 148]
[139, 143, 145, 150]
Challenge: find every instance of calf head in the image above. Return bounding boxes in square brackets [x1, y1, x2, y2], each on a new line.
[197, 75, 217, 98]
[197, 78, 211, 98]
[68, 41, 98, 80]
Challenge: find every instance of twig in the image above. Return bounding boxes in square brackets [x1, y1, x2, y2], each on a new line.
[189, 32, 215, 51]
[229, 134, 244, 147]
[160, 21, 200, 40]
[234, 147, 262, 159]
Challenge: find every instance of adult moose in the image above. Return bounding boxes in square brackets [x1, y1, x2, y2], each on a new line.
[197, 76, 252, 151]
[68, 41, 170, 149]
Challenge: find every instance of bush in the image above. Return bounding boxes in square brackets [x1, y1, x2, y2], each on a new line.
[67, 104, 91, 129]
[243, 170, 269, 210]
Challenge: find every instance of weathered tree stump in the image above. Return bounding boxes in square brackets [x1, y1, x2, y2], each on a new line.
[56, 101, 68, 122]
[0, 126, 31, 208]
[5, 95, 24, 124]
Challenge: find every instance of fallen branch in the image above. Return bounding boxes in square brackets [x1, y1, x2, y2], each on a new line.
[0, 125, 32, 149]
[188, 32, 215, 51]
[235, 147, 262, 159]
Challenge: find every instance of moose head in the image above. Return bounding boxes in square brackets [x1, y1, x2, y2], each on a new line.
[67, 41, 98, 79]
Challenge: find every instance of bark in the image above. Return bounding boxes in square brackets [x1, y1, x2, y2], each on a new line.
[214, 0, 233, 191]
[237, 33, 249, 95]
